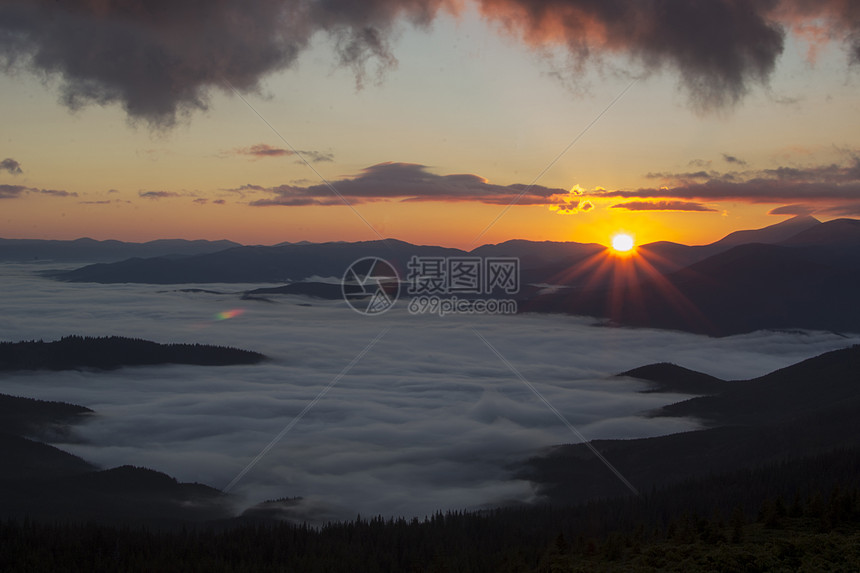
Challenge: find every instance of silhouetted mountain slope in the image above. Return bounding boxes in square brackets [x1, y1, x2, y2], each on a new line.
[659, 345, 860, 425]
[525, 241, 860, 335]
[0, 433, 95, 480]
[633, 241, 715, 273]
[781, 217, 860, 246]
[618, 363, 727, 394]
[522, 345, 860, 505]
[0, 393, 95, 480]
[633, 215, 822, 273]
[0, 237, 240, 262]
[70, 465, 220, 496]
[713, 214, 820, 247]
[472, 239, 604, 265]
[0, 390, 233, 525]
[0, 336, 266, 371]
[0, 393, 92, 437]
[0, 465, 229, 525]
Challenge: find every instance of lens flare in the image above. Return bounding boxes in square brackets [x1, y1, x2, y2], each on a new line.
[214, 309, 244, 321]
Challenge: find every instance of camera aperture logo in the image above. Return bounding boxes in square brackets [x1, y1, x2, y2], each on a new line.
[341, 257, 401, 315]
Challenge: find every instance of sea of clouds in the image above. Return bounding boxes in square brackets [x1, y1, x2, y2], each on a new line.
[1, 261, 858, 522]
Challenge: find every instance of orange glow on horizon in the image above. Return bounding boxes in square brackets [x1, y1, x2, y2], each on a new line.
[0, 187, 795, 250]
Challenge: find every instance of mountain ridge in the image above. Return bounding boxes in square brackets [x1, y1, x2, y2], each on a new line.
[522, 344, 860, 505]
[29, 215, 860, 336]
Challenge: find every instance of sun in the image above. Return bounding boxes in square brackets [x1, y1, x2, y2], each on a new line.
[611, 233, 635, 253]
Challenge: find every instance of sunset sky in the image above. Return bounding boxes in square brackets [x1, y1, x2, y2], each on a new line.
[2, 1, 859, 249]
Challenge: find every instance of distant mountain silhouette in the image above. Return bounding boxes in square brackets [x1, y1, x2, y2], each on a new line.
[246, 282, 344, 299]
[0, 336, 266, 371]
[657, 344, 860, 425]
[43, 216, 860, 335]
[635, 215, 821, 273]
[52, 239, 464, 284]
[617, 363, 727, 394]
[49, 217, 817, 286]
[712, 214, 820, 247]
[521, 345, 860, 505]
[472, 240, 606, 284]
[780, 217, 860, 246]
[0, 237, 241, 262]
[524, 231, 860, 336]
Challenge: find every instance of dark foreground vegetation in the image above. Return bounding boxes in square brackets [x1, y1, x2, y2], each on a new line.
[0, 336, 266, 371]
[1, 460, 859, 572]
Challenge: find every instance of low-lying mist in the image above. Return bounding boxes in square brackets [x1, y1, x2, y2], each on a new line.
[1, 262, 857, 522]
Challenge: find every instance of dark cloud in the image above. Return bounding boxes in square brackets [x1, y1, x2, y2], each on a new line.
[548, 197, 592, 214]
[481, 0, 787, 110]
[722, 153, 747, 166]
[585, 157, 860, 207]
[0, 184, 28, 199]
[761, 159, 860, 183]
[768, 204, 814, 215]
[0, 184, 75, 198]
[234, 144, 334, 163]
[225, 184, 267, 200]
[611, 200, 717, 212]
[248, 162, 568, 206]
[193, 198, 209, 205]
[233, 184, 267, 192]
[645, 170, 716, 181]
[0, 0, 452, 128]
[592, 180, 860, 203]
[776, 0, 860, 64]
[769, 202, 860, 217]
[551, 201, 580, 213]
[818, 202, 860, 216]
[213, 199, 226, 205]
[0, 158, 22, 175]
[39, 188, 77, 197]
[139, 190, 180, 199]
[486, 0, 860, 109]
[2, 1, 860, 126]
[79, 200, 113, 205]
[0, 1, 313, 128]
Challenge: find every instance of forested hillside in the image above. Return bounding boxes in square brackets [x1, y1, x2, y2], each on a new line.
[0, 336, 266, 371]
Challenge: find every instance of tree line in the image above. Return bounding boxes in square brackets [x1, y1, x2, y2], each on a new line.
[0, 336, 266, 371]
[2, 446, 860, 571]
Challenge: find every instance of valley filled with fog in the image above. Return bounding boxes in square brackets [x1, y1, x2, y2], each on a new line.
[2, 261, 858, 522]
